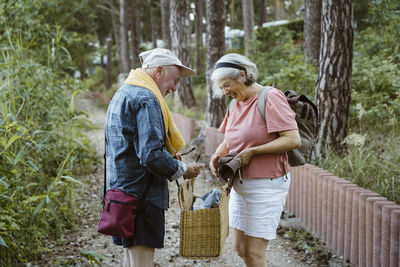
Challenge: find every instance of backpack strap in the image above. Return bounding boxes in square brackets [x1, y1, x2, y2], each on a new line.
[257, 86, 274, 123]
[228, 99, 236, 114]
[258, 86, 289, 178]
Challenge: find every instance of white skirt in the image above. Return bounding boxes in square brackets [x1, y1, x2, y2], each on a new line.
[229, 173, 291, 240]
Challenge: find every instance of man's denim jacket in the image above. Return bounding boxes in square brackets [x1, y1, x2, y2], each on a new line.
[104, 84, 185, 210]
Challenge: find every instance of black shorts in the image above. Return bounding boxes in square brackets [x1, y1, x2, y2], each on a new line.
[112, 201, 165, 248]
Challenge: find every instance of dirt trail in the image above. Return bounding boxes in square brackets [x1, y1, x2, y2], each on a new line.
[29, 94, 345, 266]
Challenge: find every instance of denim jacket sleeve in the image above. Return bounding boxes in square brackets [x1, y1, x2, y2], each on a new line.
[133, 92, 181, 179]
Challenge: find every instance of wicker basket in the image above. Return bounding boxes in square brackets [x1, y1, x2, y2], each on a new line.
[178, 178, 229, 259]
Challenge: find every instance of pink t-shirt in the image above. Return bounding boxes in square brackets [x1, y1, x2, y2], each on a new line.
[218, 88, 298, 178]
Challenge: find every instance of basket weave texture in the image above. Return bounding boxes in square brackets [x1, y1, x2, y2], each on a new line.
[178, 178, 229, 259]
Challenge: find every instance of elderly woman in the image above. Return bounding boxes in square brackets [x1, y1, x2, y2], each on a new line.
[209, 53, 301, 267]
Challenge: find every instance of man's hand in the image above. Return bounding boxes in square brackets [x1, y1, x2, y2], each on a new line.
[183, 163, 206, 179]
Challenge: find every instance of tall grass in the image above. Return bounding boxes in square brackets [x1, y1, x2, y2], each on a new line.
[316, 109, 400, 204]
[0, 39, 97, 264]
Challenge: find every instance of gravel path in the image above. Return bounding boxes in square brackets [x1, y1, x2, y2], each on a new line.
[28, 94, 349, 267]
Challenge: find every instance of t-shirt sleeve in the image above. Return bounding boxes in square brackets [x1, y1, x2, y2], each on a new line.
[218, 108, 230, 134]
[265, 89, 298, 133]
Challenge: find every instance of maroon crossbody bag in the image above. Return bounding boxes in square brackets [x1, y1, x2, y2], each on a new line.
[97, 139, 154, 238]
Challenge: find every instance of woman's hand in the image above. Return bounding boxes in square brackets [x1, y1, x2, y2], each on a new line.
[209, 139, 229, 178]
[236, 148, 255, 167]
[209, 154, 221, 177]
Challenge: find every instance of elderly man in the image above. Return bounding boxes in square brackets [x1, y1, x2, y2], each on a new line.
[104, 48, 205, 267]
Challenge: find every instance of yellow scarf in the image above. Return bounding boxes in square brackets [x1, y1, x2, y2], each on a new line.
[124, 68, 185, 156]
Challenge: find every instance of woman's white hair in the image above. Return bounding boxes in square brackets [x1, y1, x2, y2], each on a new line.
[210, 53, 258, 96]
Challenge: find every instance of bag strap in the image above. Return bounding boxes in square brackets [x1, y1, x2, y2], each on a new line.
[102, 137, 154, 206]
[257, 86, 289, 178]
[257, 86, 274, 123]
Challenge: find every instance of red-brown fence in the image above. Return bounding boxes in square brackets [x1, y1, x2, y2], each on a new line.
[288, 165, 400, 267]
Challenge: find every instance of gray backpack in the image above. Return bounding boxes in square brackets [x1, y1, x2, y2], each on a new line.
[229, 86, 319, 166]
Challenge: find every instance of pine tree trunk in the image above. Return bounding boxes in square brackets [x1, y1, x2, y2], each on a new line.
[242, 0, 254, 57]
[150, 0, 157, 49]
[304, 0, 321, 64]
[106, 37, 113, 89]
[205, 0, 227, 128]
[195, 0, 204, 74]
[120, 0, 130, 73]
[230, 0, 235, 27]
[108, 0, 122, 72]
[161, 0, 171, 50]
[258, 0, 267, 26]
[130, 0, 139, 68]
[315, 0, 354, 156]
[170, 0, 195, 107]
[273, 0, 281, 20]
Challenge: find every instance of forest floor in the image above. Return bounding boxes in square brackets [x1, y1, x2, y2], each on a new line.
[27, 94, 352, 267]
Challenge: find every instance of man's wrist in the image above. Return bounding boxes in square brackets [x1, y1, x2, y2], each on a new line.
[170, 161, 187, 181]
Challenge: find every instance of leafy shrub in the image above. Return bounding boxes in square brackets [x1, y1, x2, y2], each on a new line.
[0, 40, 97, 264]
[257, 44, 317, 97]
[252, 26, 317, 97]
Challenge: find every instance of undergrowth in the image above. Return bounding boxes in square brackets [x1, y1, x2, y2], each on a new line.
[0, 39, 97, 265]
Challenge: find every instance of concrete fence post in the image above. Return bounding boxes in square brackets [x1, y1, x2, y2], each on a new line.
[381, 205, 400, 267]
[358, 192, 380, 267]
[343, 186, 361, 261]
[336, 183, 359, 256]
[372, 201, 395, 267]
[365, 196, 387, 267]
[390, 210, 400, 267]
[350, 189, 371, 265]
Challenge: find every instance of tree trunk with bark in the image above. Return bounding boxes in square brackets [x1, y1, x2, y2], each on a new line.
[150, 0, 157, 49]
[205, 0, 227, 128]
[107, 0, 122, 72]
[304, 0, 322, 64]
[170, 0, 195, 107]
[315, 0, 354, 156]
[273, 0, 282, 20]
[195, 0, 204, 74]
[242, 0, 254, 57]
[161, 0, 171, 50]
[106, 37, 113, 89]
[258, 0, 267, 26]
[130, 0, 140, 68]
[120, 0, 130, 73]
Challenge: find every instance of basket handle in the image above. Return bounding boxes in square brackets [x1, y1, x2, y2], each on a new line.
[178, 178, 196, 211]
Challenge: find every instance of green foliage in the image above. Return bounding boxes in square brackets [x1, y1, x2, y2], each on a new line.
[258, 44, 317, 97]
[285, 19, 304, 41]
[253, 25, 317, 96]
[0, 38, 97, 264]
[0, 0, 100, 77]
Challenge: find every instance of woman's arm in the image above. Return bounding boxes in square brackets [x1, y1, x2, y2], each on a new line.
[237, 129, 301, 166]
[210, 139, 230, 177]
